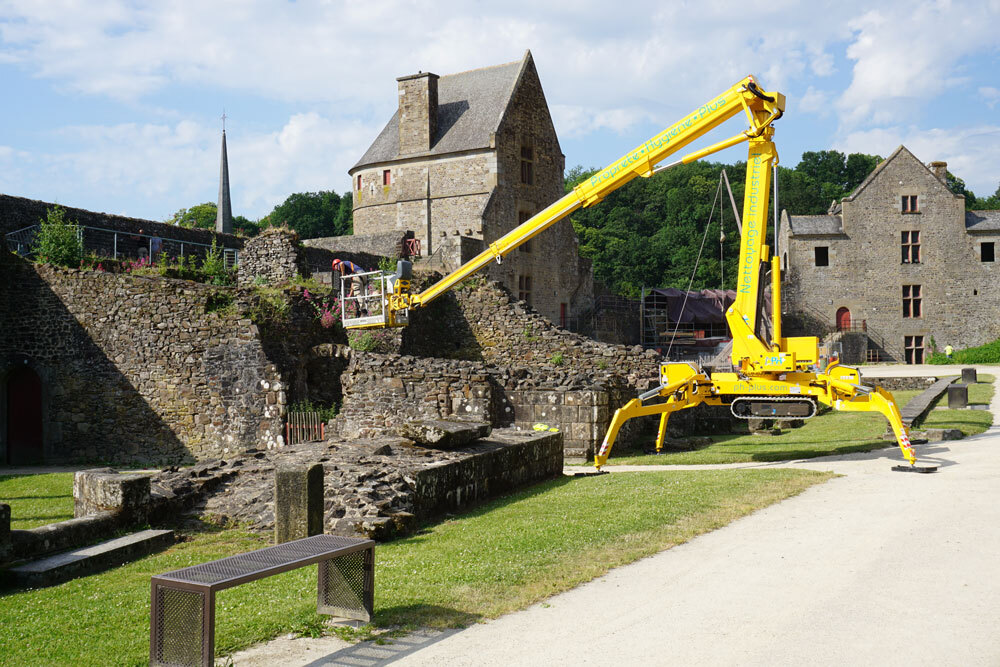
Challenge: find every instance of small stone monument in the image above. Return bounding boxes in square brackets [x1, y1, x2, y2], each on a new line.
[948, 384, 968, 409]
[962, 368, 977, 384]
[274, 463, 325, 543]
[0, 503, 10, 561]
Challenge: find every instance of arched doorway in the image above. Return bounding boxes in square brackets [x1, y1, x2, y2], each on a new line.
[6, 366, 43, 465]
[836, 307, 851, 331]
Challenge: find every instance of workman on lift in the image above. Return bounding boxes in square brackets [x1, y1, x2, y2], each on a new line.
[332, 258, 368, 316]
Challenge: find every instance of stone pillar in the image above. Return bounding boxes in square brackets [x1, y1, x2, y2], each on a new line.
[274, 463, 325, 544]
[962, 368, 977, 384]
[73, 468, 151, 524]
[948, 384, 968, 409]
[0, 503, 10, 562]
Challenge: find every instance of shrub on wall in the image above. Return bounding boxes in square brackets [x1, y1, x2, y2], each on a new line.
[34, 206, 83, 268]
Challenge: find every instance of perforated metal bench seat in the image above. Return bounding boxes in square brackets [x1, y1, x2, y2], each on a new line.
[150, 534, 374, 667]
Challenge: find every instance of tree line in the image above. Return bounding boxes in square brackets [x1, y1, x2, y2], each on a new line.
[567, 150, 1000, 297]
[166, 190, 353, 239]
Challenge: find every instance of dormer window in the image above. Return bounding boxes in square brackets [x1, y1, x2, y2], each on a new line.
[902, 195, 919, 213]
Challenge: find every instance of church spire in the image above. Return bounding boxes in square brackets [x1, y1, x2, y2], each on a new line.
[215, 111, 233, 234]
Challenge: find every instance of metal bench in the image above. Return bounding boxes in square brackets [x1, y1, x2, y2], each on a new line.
[150, 534, 374, 667]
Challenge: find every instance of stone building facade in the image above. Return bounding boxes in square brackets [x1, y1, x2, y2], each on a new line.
[348, 51, 593, 325]
[779, 146, 1000, 362]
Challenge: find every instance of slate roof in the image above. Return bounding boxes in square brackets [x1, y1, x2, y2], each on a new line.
[966, 209, 1000, 232]
[786, 214, 844, 236]
[352, 56, 526, 171]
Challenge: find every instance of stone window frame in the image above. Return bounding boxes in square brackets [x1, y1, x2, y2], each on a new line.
[982, 241, 995, 263]
[901, 230, 921, 264]
[814, 246, 829, 267]
[901, 194, 919, 214]
[518, 274, 533, 304]
[520, 137, 534, 186]
[517, 211, 533, 253]
[902, 284, 922, 318]
[356, 174, 362, 191]
[904, 335, 925, 364]
[382, 169, 391, 187]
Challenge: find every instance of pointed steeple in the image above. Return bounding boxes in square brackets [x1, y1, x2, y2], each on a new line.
[215, 112, 233, 234]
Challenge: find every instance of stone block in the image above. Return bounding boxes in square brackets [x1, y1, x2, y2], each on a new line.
[274, 463, 325, 544]
[948, 384, 968, 409]
[962, 368, 977, 384]
[396, 419, 491, 449]
[73, 469, 151, 524]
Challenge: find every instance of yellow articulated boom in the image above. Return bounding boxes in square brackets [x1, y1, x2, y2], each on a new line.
[340, 75, 926, 471]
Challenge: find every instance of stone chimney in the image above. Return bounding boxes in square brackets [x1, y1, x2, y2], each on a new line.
[929, 161, 948, 183]
[397, 71, 439, 155]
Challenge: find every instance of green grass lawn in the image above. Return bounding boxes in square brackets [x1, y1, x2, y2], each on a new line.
[605, 375, 994, 466]
[0, 469, 830, 665]
[0, 473, 75, 529]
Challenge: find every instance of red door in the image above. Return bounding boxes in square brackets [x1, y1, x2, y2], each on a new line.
[7, 367, 43, 465]
[836, 307, 851, 331]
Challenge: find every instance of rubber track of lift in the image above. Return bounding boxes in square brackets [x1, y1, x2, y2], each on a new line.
[891, 465, 939, 473]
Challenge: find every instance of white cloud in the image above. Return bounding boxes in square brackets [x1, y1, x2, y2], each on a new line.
[981, 86, 1000, 109]
[12, 113, 380, 219]
[836, 124, 1000, 197]
[797, 87, 831, 115]
[837, 3, 1000, 127]
[2, 1, 999, 217]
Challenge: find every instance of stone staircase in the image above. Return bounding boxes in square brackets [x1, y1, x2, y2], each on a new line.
[9, 529, 174, 587]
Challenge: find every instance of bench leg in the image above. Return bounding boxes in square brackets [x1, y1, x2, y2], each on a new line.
[150, 578, 214, 667]
[317, 547, 374, 622]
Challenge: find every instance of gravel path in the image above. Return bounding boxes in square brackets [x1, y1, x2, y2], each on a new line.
[231, 364, 1000, 666]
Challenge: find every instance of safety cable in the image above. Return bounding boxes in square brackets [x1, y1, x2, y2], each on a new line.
[665, 174, 722, 359]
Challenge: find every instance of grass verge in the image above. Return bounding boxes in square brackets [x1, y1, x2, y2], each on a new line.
[607, 409, 891, 465]
[0, 469, 830, 665]
[0, 473, 75, 529]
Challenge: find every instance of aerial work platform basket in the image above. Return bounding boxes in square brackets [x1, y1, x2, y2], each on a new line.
[339, 261, 412, 329]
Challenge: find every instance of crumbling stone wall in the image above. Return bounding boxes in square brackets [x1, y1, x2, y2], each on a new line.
[237, 227, 310, 287]
[405, 278, 660, 382]
[336, 354, 498, 439]
[0, 256, 344, 464]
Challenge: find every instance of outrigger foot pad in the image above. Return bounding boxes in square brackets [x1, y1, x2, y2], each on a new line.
[892, 465, 938, 474]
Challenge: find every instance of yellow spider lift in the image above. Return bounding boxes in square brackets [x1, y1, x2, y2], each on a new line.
[340, 75, 930, 472]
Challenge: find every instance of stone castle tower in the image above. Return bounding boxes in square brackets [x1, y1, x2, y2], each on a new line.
[348, 51, 593, 326]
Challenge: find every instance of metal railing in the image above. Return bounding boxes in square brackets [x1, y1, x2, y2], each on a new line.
[286, 412, 326, 445]
[403, 238, 421, 257]
[339, 269, 399, 328]
[5, 224, 239, 269]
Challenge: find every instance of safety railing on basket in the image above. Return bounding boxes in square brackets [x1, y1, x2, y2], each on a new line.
[339, 268, 394, 327]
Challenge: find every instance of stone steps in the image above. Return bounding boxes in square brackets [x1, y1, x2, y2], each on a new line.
[8, 529, 174, 587]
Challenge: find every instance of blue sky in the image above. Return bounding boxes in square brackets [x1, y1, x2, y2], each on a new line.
[1, 1, 999, 221]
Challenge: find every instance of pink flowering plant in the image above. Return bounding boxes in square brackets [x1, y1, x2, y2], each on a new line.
[302, 288, 343, 329]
